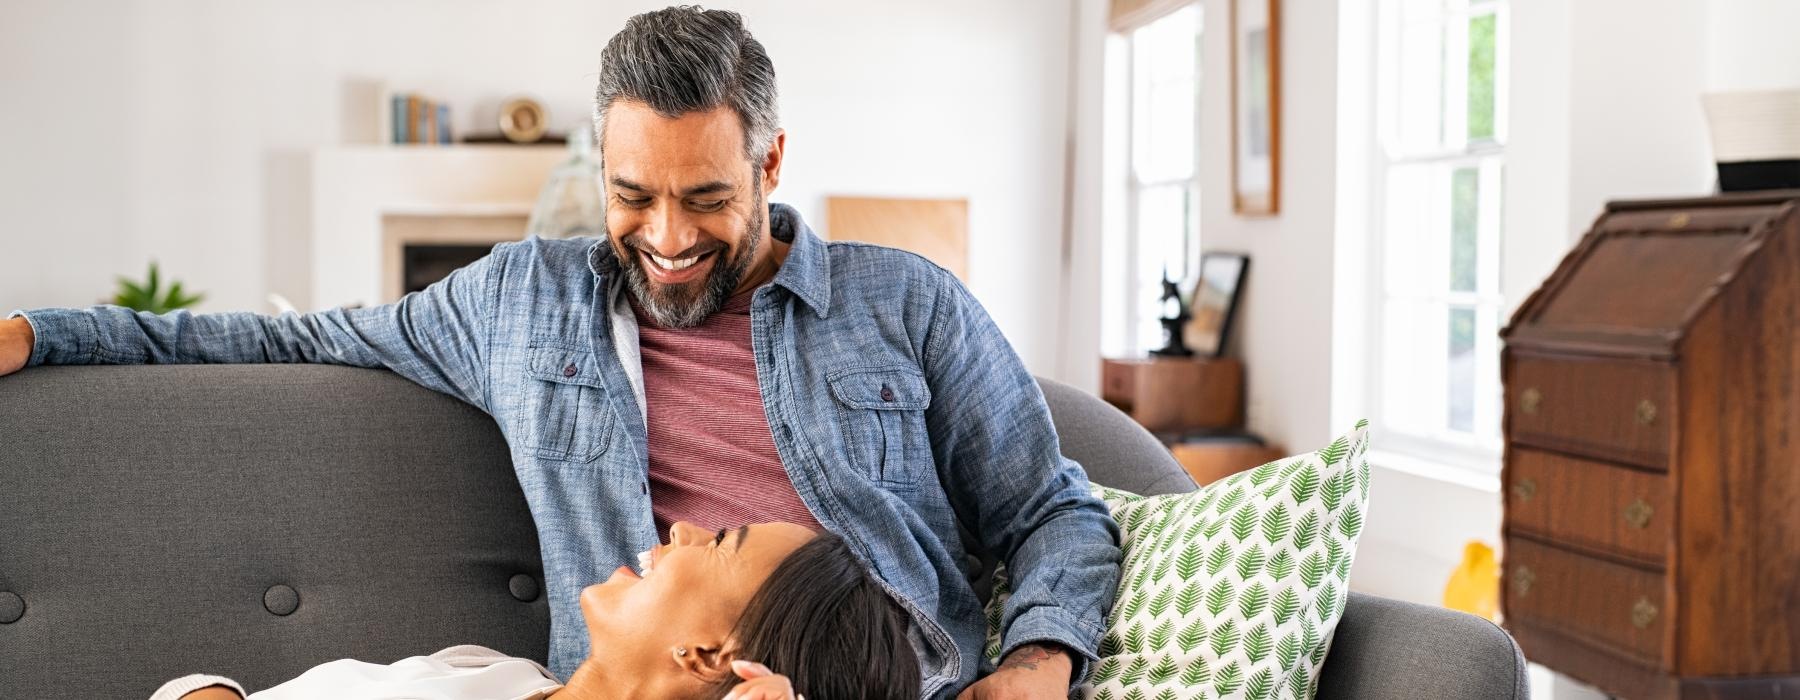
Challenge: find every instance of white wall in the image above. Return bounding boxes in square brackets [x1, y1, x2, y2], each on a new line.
[0, 0, 1079, 377]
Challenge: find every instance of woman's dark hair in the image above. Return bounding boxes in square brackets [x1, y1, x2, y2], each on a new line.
[708, 532, 921, 699]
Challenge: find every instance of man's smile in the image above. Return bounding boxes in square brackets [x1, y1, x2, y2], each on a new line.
[638, 248, 717, 284]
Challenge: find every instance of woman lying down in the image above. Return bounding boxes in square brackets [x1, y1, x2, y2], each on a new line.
[152, 522, 920, 700]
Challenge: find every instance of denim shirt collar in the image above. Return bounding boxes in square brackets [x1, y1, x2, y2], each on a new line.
[583, 202, 832, 318]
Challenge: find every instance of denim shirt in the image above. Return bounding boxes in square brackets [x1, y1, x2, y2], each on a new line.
[12, 204, 1121, 697]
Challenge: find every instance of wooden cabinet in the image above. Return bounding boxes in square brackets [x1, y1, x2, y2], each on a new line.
[1099, 357, 1243, 432]
[1500, 191, 1800, 699]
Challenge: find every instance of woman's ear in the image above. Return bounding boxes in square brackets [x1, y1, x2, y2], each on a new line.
[674, 639, 739, 683]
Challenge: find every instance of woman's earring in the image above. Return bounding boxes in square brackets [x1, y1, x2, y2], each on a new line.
[674, 646, 689, 658]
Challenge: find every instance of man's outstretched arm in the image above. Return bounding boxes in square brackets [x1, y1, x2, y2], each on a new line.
[921, 271, 1123, 698]
[2, 248, 503, 412]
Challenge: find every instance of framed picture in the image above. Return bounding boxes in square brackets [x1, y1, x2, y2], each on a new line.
[1185, 253, 1249, 358]
[1231, 0, 1280, 215]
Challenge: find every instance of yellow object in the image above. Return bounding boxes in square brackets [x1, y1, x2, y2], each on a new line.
[1444, 540, 1501, 622]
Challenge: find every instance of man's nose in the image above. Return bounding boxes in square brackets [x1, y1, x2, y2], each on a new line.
[642, 204, 701, 257]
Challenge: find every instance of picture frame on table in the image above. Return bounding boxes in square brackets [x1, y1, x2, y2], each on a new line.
[1231, 0, 1280, 215]
[1184, 252, 1249, 358]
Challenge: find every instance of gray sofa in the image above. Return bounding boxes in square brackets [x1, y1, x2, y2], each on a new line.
[0, 365, 1527, 698]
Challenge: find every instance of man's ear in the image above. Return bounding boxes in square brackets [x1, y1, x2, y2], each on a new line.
[759, 130, 786, 194]
[675, 638, 740, 683]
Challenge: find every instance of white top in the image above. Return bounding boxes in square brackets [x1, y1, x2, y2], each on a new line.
[148, 645, 563, 700]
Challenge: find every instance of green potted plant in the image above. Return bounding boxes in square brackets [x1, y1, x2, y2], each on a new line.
[112, 262, 204, 313]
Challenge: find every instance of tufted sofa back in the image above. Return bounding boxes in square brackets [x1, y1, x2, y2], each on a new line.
[0, 365, 549, 698]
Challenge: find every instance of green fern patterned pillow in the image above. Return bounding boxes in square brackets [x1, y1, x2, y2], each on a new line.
[984, 421, 1372, 700]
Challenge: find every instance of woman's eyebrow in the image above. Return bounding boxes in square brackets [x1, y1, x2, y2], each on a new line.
[732, 525, 749, 550]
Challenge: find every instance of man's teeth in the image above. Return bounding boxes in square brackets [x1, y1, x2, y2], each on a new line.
[636, 550, 654, 575]
[649, 252, 701, 271]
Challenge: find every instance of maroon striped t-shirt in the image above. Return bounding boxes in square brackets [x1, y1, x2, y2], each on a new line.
[631, 287, 822, 541]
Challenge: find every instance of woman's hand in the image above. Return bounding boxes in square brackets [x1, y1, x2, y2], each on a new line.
[723, 659, 801, 700]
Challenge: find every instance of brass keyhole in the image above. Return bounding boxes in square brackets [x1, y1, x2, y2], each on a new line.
[1623, 498, 1653, 529]
[1631, 597, 1659, 629]
[1512, 566, 1536, 597]
[1512, 478, 1538, 503]
[1520, 388, 1542, 415]
[1636, 399, 1658, 425]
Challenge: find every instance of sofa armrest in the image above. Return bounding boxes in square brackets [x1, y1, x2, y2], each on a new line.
[1316, 592, 1529, 700]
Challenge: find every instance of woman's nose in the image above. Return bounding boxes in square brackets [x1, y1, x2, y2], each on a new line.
[667, 521, 705, 545]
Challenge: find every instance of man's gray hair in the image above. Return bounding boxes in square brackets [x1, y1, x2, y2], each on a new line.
[592, 6, 780, 165]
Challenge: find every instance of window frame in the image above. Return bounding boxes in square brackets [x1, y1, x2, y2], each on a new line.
[1109, 4, 1205, 357]
[1364, 0, 1512, 478]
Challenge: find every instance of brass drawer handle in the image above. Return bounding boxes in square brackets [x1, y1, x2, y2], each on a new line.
[1520, 388, 1542, 415]
[1636, 399, 1658, 425]
[1623, 498, 1653, 529]
[1512, 566, 1536, 597]
[1631, 597, 1659, 629]
[1512, 478, 1538, 503]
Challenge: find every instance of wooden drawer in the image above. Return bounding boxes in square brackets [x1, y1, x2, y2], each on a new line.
[1504, 537, 1670, 668]
[1507, 355, 1674, 469]
[1506, 447, 1671, 566]
[1101, 359, 1135, 406]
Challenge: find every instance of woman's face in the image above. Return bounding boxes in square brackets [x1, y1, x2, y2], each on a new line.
[579, 521, 817, 689]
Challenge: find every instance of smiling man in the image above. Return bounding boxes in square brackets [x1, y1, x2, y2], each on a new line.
[0, 7, 1120, 698]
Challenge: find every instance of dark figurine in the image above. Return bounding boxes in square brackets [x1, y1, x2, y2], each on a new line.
[1150, 272, 1193, 357]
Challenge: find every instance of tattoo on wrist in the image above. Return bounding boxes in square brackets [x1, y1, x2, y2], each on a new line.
[998, 643, 1066, 672]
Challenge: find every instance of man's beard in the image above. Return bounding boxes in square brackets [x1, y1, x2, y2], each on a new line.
[611, 193, 765, 329]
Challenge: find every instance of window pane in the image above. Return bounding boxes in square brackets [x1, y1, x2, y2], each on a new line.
[1134, 184, 1192, 352]
[1131, 7, 1199, 183]
[1450, 166, 1479, 292]
[1466, 12, 1497, 141]
[1447, 305, 1476, 432]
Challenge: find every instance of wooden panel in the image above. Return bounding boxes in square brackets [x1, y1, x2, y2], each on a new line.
[1506, 447, 1671, 567]
[1504, 538, 1670, 668]
[1508, 623, 1680, 700]
[1100, 357, 1244, 432]
[1100, 359, 1135, 407]
[1532, 232, 1748, 336]
[1508, 355, 1675, 469]
[824, 196, 969, 281]
[1172, 442, 1287, 486]
[1675, 207, 1800, 677]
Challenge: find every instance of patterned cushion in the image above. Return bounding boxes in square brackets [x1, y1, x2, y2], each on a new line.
[985, 421, 1373, 699]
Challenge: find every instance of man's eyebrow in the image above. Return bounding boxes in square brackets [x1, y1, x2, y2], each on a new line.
[605, 177, 736, 198]
[733, 525, 749, 550]
[681, 181, 735, 197]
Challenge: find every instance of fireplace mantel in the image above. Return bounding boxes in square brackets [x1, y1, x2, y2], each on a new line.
[309, 145, 567, 309]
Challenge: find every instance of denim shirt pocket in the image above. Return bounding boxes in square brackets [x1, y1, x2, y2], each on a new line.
[521, 341, 614, 463]
[826, 366, 932, 489]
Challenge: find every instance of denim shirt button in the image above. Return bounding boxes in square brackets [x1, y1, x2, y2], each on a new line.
[562, 363, 577, 378]
[880, 385, 895, 402]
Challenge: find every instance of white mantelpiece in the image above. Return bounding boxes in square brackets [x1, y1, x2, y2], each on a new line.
[309, 145, 567, 309]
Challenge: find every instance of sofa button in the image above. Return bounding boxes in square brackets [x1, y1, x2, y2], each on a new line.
[509, 574, 540, 602]
[263, 585, 299, 616]
[0, 591, 23, 623]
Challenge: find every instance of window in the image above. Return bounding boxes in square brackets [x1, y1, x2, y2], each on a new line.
[1101, 5, 1203, 357]
[1369, 0, 1508, 468]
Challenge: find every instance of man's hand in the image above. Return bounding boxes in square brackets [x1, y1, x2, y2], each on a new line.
[957, 643, 1074, 700]
[0, 317, 32, 377]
